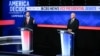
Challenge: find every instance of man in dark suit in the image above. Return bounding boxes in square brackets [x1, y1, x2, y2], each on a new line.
[67, 12, 79, 33]
[67, 12, 79, 56]
[23, 11, 35, 53]
[23, 11, 35, 29]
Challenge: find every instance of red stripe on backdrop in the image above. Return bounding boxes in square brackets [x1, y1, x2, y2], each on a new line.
[38, 24, 100, 30]
[0, 20, 100, 30]
[0, 20, 15, 25]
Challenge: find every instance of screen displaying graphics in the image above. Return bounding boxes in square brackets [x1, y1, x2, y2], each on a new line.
[0, 0, 100, 55]
[1, 0, 100, 35]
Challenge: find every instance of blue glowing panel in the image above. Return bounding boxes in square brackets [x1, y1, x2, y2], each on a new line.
[60, 31, 71, 56]
[30, 11, 100, 27]
[2, 0, 35, 19]
[2, 0, 100, 36]
[2, 0, 35, 36]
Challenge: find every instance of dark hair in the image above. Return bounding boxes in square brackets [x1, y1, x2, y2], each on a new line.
[71, 12, 75, 14]
[24, 11, 30, 17]
[25, 11, 30, 14]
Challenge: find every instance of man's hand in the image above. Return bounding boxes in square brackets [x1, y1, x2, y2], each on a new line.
[67, 29, 72, 32]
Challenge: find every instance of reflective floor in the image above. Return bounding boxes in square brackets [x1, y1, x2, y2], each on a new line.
[0, 54, 62, 56]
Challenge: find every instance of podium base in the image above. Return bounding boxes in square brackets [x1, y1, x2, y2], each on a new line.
[17, 50, 33, 54]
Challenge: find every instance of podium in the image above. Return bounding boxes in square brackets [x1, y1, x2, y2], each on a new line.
[20, 28, 33, 54]
[58, 30, 74, 56]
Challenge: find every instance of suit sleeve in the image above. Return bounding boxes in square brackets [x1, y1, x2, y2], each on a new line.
[22, 18, 25, 27]
[72, 20, 79, 32]
[67, 20, 70, 30]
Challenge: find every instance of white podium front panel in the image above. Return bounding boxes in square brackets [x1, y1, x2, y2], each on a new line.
[60, 31, 72, 56]
[21, 30, 30, 54]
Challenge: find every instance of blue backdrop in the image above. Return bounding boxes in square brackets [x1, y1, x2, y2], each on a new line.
[31, 11, 100, 26]
[2, 0, 100, 36]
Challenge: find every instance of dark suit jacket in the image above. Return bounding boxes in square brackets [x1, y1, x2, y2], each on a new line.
[23, 17, 35, 50]
[67, 18, 79, 33]
[23, 17, 34, 29]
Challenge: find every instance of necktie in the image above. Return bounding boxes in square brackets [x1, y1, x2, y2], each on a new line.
[70, 19, 73, 24]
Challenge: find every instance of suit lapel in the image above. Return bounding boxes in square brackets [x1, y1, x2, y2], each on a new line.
[70, 19, 75, 25]
[26, 18, 30, 24]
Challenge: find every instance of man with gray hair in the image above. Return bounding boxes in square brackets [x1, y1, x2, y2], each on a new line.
[67, 12, 79, 56]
